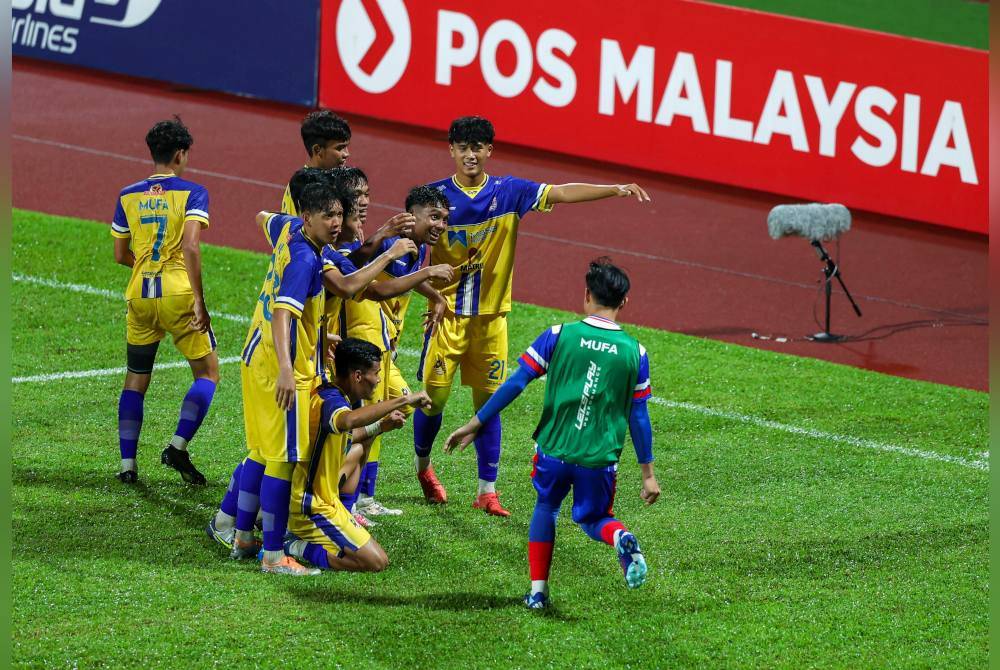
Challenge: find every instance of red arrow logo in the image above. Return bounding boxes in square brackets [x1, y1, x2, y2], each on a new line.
[358, 0, 395, 75]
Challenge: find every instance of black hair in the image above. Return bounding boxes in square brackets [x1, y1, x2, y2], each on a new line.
[327, 166, 368, 192]
[405, 185, 450, 212]
[586, 257, 630, 308]
[300, 110, 351, 156]
[448, 116, 494, 145]
[288, 167, 329, 213]
[145, 116, 193, 165]
[334, 338, 382, 378]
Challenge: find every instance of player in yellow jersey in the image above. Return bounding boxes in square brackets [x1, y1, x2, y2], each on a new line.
[328, 173, 454, 521]
[283, 338, 431, 571]
[413, 116, 651, 515]
[228, 182, 350, 576]
[281, 110, 352, 216]
[111, 117, 218, 486]
[206, 170, 419, 552]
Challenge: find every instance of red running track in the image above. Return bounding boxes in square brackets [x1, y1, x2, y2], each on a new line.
[12, 59, 988, 391]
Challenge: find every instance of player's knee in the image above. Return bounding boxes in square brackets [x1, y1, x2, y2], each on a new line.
[358, 542, 388, 572]
[423, 386, 451, 416]
[126, 342, 159, 378]
[191, 352, 220, 383]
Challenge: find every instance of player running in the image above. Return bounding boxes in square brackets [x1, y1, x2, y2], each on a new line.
[281, 110, 352, 216]
[283, 338, 431, 572]
[445, 258, 660, 609]
[111, 117, 219, 485]
[414, 116, 651, 516]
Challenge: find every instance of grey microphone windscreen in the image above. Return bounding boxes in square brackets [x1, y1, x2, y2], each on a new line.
[767, 203, 851, 241]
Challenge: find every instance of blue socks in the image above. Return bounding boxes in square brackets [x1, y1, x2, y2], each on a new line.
[413, 409, 443, 457]
[359, 462, 379, 497]
[260, 475, 292, 552]
[219, 461, 243, 518]
[341, 490, 359, 513]
[474, 414, 502, 482]
[235, 458, 265, 532]
[172, 378, 216, 447]
[304, 542, 331, 569]
[117, 390, 144, 462]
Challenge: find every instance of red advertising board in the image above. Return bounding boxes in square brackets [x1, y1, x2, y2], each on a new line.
[320, 0, 987, 233]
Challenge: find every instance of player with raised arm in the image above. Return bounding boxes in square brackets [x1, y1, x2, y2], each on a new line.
[328, 177, 453, 522]
[445, 259, 660, 609]
[206, 170, 418, 549]
[111, 117, 219, 485]
[226, 182, 350, 576]
[283, 338, 432, 572]
[281, 110, 352, 216]
[415, 116, 651, 515]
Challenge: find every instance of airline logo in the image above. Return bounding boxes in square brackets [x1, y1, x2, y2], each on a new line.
[335, 0, 411, 94]
[13, 0, 163, 54]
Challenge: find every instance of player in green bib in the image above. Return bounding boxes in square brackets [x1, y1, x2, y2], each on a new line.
[445, 258, 660, 609]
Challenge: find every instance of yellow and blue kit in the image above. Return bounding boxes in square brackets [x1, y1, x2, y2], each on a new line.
[289, 384, 371, 553]
[110, 174, 215, 359]
[240, 213, 325, 463]
[378, 239, 428, 340]
[333, 239, 422, 470]
[280, 168, 308, 217]
[419, 174, 552, 391]
[427, 174, 552, 316]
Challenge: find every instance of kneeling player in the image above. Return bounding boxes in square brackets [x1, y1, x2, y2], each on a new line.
[285, 338, 431, 571]
[445, 258, 660, 608]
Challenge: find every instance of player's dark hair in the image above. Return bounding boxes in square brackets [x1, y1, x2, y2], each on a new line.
[298, 182, 355, 220]
[288, 167, 329, 213]
[334, 338, 382, 377]
[448, 116, 494, 145]
[301, 110, 351, 156]
[327, 166, 368, 192]
[586, 257, 630, 308]
[145, 116, 193, 165]
[405, 185, 450, 212]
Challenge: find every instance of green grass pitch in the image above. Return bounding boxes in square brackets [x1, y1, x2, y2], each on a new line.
[12, 209, 987, 668]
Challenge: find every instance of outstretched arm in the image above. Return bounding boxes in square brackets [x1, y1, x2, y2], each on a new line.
[332, 391, 431, 432]
[444, 366, 536, 453]
[361, 263, 453, 301]
[323, 238, 418, 299]
[548, 182, 650, 204]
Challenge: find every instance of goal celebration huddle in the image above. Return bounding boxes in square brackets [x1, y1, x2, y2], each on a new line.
[111, 111, 658, 608]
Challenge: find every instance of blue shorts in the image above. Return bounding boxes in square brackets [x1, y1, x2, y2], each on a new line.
[531, 448, 618, 524]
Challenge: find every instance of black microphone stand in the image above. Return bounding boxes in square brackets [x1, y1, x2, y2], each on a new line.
[810, 239, 862, 342]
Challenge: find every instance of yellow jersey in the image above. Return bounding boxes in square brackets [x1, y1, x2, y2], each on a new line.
[241, 213, 325, 388]
[299, 384, 353, 508]
[110, 174, 210, 300]
[427, 174, 552, 316]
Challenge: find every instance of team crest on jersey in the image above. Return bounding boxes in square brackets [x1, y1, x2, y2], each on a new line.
[144, 184, 164, 196]
[447, 229, 468, 247]
[433, 355, 447, 376]
[488, 196, 498, 213]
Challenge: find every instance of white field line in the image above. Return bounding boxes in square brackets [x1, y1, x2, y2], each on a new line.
[14, 356, 244, 384]
[13, 273, 985, 471]
[652, 398, 988, 472]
